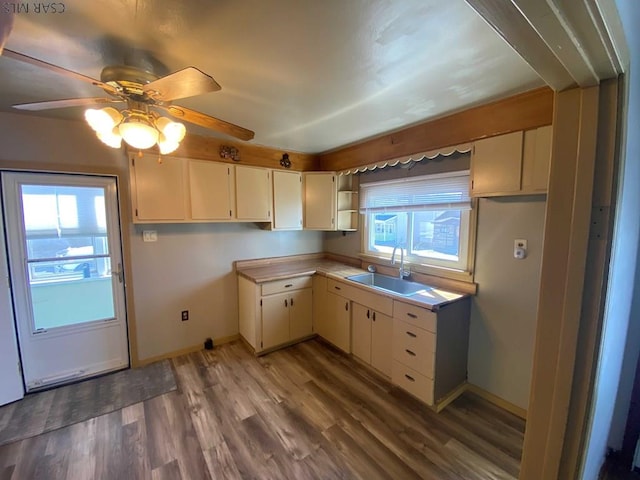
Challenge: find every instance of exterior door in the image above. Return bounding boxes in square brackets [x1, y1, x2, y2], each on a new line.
[2, 172, 129, 391]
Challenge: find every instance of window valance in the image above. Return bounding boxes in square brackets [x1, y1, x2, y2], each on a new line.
[338, 143, 472, 175]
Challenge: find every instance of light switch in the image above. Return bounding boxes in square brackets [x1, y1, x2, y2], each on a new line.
[142, 230, 158, 242]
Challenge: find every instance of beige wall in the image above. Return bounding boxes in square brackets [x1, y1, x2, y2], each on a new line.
[130, 223, 322, 359]
[469, 196, 546, 410]
[0, 113, 323, 362]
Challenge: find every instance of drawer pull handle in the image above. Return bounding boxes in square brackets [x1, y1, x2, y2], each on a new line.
[285, 299, 288, 307]
[345, 302, 349, 311]
[406, 331, 417, 338]
[284, 284, 293, 288]
[290, 298, 294, 306]
[334, 286, 341, 290]
[366, 310, 370, 319]
[407, 312, 418, 319]
[405, 349, 416, 356]
[404, 374, 415, 382]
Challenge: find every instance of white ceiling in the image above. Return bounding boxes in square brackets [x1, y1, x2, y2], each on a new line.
[0, 0, 544, 153]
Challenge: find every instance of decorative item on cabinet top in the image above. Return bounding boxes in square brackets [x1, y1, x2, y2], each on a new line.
[220, 145, 240, 162]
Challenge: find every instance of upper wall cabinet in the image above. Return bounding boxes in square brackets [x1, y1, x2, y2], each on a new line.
[130, 154, 235, 223]
[303, 172, 336, 231]
[272, 170, 303, 230]
[189, 160, 235, 221]
[235, 165, 272, 222]
[521, 125, 552, 193]
[470, 126, 552, 197]
[130, 154, 188, 222]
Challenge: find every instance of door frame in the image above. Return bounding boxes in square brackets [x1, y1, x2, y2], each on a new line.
[1, 171, 131, 391]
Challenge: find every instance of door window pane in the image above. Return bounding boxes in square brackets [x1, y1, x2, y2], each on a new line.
[20, 184, 115, 330]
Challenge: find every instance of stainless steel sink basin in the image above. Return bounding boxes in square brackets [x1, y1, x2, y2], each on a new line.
[346, 272, 431, 296]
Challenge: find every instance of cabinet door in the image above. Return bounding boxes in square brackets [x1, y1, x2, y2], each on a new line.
[471, 131, 523, 197]
[303, 172, 336, 230]
[261, 293, 290, 350]
[189, 160, 234, 220]
[272, 170, 303, 230]
[132, 154, 186, 221]
[351, 303, 371, 364]
[236, 165, 271, 221]
[371, 310, 392, 377]
[522, 125, 552, 193]
[289, 288, 313, 340]
[327, 291, 351, 353]
[313, 275, 328, 337]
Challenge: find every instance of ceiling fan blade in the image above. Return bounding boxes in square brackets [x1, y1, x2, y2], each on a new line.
[2, 48, 120, 96]
[144, 67, 221, 102]
[163, 105, 254, 141]
[12, 97, 121, 111]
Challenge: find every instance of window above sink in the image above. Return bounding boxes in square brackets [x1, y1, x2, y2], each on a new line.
[359, 171, 474, 278]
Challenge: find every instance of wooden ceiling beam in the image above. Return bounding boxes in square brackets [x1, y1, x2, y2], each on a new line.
[465, 0, 625, 90]
[319, 87, 554, 172]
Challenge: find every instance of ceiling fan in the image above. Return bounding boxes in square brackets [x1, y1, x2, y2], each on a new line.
[2, 48, 255, 153]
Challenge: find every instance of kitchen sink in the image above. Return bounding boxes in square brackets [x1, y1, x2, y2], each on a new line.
[346, 272, 432, 296]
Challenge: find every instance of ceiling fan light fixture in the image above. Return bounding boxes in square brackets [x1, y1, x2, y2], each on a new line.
[155, 116, 186, 143]
[84, 107, 123, 133]
[96, 128, 123, 148]
[158, 137, 180, 155]
[118, 115, 159, 150]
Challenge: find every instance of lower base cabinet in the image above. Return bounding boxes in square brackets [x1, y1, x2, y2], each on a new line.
[392, 298, 470, 407]
[324, 291, 351, 353]
[238, 275, 313, 354]
[352, 302, 392, 377]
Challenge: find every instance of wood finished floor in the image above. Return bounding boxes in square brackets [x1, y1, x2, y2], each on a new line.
[0, 339, 525, 479]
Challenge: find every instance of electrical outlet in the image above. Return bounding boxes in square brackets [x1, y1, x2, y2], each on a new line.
[181, 310, 189, 321]
[514, 239, 528, 259]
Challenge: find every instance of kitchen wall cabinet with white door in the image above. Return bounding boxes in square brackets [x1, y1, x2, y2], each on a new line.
[271, 170, 303, 230]
[303, 172, 359, 231]
[235, 165, 272, 222]
[189, 159, 235, 220]
[130, 153, 188, 222]
[470, 125, 552, 197]
[130, 154, 235, 223]
[303, 172, 336, 230]
[392, 297, 470, 409]
[238, 275, 313, 354]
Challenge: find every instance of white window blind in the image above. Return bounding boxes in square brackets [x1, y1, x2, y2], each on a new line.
[359, 170, 471, 213]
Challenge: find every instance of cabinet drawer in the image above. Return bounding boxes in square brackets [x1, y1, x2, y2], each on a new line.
[393, 319, 435, 378]
[392, 360, 434, 406]
[393, 301, 437, 333]
[261, 276, 312, 296]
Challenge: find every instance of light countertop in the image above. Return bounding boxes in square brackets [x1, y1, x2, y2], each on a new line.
[236, 257, 468, 311]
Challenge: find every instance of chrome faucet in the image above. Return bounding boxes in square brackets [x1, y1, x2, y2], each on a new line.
[391, 244, 410, 279]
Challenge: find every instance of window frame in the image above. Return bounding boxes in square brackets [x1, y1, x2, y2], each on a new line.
[359, 171, 476, 281]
